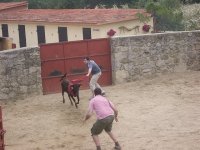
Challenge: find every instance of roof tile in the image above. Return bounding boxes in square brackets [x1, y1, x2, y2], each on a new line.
[0, 2, 27, 11]
[0, 9, 149, 25]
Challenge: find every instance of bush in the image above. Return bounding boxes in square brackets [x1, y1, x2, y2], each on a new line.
[181, 4, 200, 30]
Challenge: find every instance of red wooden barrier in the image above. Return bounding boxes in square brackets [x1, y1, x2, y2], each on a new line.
[0, 106, 5, 150]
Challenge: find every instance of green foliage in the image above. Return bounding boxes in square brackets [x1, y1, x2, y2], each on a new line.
[159, 0, 181, 9]
[146, 0, 184, 31]
[0, 0, 137, 8]
[156, 9, 184, 31]
[28, 0, 84, 9]
[181, 4, 200, 30]
[146, 1, 160, 13]
[181, 0, 200, 4]
[135, 13, 151, 24]
[84, 0, 133, 8]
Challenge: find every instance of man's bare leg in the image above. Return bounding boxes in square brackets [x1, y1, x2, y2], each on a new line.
[92, 135, 101, 150]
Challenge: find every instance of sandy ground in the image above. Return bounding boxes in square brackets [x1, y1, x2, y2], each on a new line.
[1, 71, 200, 150]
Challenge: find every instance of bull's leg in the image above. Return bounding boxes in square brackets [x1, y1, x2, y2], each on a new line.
[68, 94, 73, 106]
[63, 96, 65, 103]
[71, 96, 78, 108]
[62, 91, 65, 103]
[76, 92, 80, 104]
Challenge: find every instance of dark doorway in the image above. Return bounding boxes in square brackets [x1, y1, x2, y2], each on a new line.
[2, 24, 9, 37]
[83, 28, 91, 40]
[37, 25, 46, 44]
[18, 25, 27, 47]
[58, 27, 68, 42]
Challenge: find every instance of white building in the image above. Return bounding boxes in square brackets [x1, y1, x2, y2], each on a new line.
[0, 2, 153, 48]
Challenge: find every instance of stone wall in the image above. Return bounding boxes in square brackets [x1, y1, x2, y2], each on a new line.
[0, 47, 42, 100]
[111, 31, 200, 84]
[1, 31, 200, 100]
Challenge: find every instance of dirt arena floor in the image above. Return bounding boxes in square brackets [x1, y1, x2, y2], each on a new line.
[1, 71, 200, 150]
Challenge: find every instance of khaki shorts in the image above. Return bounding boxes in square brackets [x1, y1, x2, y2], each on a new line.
[91, 115, 114, 135]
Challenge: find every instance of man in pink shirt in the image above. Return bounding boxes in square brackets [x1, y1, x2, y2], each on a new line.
[83, 88, 121, 150]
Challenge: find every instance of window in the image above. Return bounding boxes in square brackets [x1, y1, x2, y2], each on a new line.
[58, 27, 68, 42]
[37, 25, 46, 44]
[18, 25, 27, 47]
[83, 28, 91, 40]
[2, 24, 9, 37]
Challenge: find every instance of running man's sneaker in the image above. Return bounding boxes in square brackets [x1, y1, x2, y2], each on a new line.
[114, 145, 121, 150]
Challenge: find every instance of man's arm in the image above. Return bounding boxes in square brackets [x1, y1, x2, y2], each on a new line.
[108, 100, 119, 122]
[84, 113, 91, 121]
[83, 108, 93, 123]
[112, 107, 119, 122]
[86, 68, 92, 76]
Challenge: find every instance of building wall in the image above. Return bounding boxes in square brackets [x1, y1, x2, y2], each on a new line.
[8, 23, 19, 47]
[68, 25, 83, 41]
[45, 24, 59, 43]
[0, 18, 153, 48]
[102, 19, 154, 37]
[26, 24, 38, 47]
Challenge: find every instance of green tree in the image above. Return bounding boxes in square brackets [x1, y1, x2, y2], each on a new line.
[84, 0, 133, 8]
[181, 0, 200, 4]
[181, 3, 200, 30]
[146, 0, 184, 31]
[28, 0, 85, 9]
[0, 0, 140, 8]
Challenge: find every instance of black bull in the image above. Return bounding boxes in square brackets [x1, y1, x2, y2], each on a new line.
[61, 77, 81, 108]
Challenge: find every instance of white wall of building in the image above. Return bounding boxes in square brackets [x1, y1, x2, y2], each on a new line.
[8, 23, 20, 48]
[68, 25, 83, 41]
[101, 19, 154, 38]
[92, 27, 104, 39]
[45, 24, 59, 44]
[0, 17, 153, 48]
[26, 24, 38, 47]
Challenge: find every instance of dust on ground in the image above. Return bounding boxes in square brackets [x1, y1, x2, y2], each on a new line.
[1, 71, 200, 150]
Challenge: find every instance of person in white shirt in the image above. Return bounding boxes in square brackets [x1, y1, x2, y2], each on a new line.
[83, 57, 105, 99]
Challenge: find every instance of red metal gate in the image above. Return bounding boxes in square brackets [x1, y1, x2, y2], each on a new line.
[40, 38, 112, 94]
[0, 106, 5, 150]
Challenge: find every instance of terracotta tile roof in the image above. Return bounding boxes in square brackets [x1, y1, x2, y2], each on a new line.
[0, 2, 27, 11]
[0, 9, 149, 25]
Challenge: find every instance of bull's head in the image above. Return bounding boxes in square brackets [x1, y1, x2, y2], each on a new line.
[60, 73, 67, 81]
